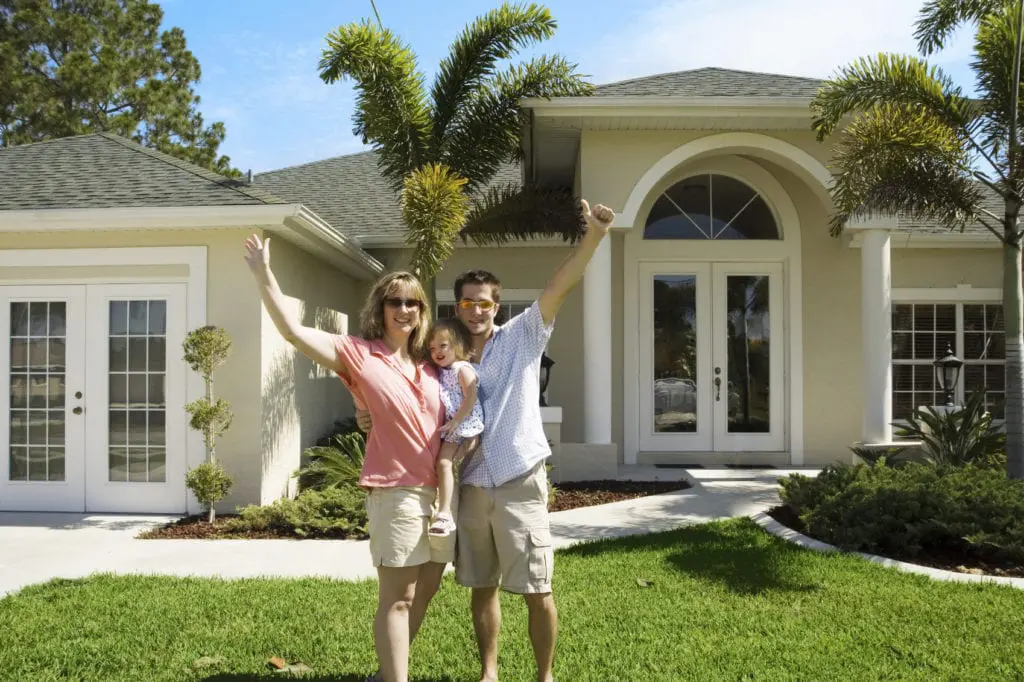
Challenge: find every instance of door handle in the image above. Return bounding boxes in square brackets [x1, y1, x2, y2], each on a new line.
[714, 376, 721, 401]
[72, 406, 83, 415]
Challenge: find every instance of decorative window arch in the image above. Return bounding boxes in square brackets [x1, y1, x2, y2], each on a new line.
[643, 173, 780, 240]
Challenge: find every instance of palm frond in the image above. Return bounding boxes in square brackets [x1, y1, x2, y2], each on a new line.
[915, 0, 1004, 55]
[319, 20, 431, 191]
[827, 103, 983, 236]
[430, 3, 556, 148]
[441, 55, 592, 190]
[461, 183, 585, 245]
[401, 163, 470, 280]
[812, 53, 976, 141]
[973, 6, 1022, 170]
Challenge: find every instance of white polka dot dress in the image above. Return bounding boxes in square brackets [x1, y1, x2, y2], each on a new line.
[439, 361, 485, 442]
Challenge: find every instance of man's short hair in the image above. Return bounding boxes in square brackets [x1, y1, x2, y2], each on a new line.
[454, 270, 502, 303]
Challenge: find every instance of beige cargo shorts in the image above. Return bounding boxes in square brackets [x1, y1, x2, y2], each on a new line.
[455, 462, 553, 594]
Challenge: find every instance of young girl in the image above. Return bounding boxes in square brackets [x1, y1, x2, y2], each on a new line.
[427, 318, 484, 536]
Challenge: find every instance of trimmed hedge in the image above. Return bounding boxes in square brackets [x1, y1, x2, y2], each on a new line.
[779, 464, 1024, 564]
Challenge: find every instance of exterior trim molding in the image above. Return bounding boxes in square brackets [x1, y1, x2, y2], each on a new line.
[523, 95, 814, 117]
[621, 155, 805, 466]
[0, 246, 208, 514]
[848, 231, 998, 249]
[892, 286, 1002, 302]
[614, 132, 834, 229]
[0, 204, 384, 279]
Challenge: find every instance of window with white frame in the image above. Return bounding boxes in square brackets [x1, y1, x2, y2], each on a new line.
[891, 302, 1004, 420]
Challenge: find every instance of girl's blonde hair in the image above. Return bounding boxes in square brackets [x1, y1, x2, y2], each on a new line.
[429, 318, 474, 364]
[359, 271, 431, 359]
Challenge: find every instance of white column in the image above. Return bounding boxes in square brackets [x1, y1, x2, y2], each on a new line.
[583, 236, 613, 444]
[861, 229, 893, 444]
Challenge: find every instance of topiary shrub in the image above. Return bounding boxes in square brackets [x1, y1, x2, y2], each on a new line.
[182, 325, 234, 522]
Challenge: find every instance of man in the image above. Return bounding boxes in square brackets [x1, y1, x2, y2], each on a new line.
[359, 199, 615, 682]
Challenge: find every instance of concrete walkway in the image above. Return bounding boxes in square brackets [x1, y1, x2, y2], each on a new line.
[0, 468, 799, 598]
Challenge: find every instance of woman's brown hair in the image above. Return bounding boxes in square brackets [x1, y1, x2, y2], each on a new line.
[359, 271, 431, 358]
[429, 318, 474, 363]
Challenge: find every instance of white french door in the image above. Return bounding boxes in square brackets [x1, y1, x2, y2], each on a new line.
[1, 283, 189, 513]
[0, 286, 87, 511]
[639, 262, 785, 453]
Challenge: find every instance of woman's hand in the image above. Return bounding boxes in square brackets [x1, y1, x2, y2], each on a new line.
[244, 234, 271, 273]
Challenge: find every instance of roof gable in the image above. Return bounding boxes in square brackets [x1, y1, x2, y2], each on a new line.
[0, 133, 286, 211]
[593, 67, 823, 98]
[255, 151, 521, 243]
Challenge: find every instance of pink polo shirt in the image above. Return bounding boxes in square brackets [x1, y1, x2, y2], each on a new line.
[333, 335, 443, 488]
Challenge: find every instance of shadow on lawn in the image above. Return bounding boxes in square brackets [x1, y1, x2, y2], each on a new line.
[561, 520, 820, 596]
[201, 671, 458, 675]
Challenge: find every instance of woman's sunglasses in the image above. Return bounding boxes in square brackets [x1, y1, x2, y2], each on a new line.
[384, 297, 423, 309]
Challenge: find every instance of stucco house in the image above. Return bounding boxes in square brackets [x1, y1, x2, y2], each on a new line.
[0, 67, 1004, 515]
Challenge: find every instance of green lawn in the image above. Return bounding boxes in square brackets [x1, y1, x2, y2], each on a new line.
[3, 519, 1024, 681]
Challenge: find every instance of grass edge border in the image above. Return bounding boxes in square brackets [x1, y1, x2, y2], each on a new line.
[749, 511, 1024, 590]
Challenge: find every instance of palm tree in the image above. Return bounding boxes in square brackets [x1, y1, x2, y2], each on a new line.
[811, 0, 1024, 479]
[317, 3, 591, 283]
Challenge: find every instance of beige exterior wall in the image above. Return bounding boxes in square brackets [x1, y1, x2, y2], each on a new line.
[368, 246, 587, 442]
[2, 228, 371, 509]
[575, 127, 1004, 466]
[258, 233, 367, 504]
[1, 229, 264, 508]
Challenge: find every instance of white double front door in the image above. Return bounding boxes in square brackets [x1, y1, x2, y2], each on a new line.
[639, 262, 785, 453]
[0, 283, 189, 513]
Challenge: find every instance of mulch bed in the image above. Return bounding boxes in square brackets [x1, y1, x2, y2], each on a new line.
[138, 518, 311, 540]
[767, 505, 1024, 579]
[547, 479, 690, 512]
[139, 479, 691, 540]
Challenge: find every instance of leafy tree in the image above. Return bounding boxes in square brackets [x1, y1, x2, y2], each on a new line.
[812, 0, 1024, 478]
[0, 0, 239, 176]
[318, 2, 592, 281]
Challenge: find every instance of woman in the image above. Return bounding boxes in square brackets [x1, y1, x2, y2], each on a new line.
[244, 234, 448, 682]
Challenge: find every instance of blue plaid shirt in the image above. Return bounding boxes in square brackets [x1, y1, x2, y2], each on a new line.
[460, 301, 554, 487]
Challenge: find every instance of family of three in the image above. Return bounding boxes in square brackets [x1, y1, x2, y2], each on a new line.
[245, 199, 615, 682]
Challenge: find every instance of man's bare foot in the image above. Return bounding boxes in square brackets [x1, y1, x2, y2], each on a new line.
[479, 673, 498, 682]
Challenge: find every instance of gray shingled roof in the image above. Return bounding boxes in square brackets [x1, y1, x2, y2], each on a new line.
[594, 67, 823, 98]
[0, 132, 287, 210]
[255, 152, 522, 242]
[896, 185, 1001, 236]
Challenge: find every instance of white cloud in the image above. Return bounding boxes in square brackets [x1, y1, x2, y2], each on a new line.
[589, 0, 974, 85]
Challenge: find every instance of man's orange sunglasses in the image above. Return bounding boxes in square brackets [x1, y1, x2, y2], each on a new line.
[457, 298, 497, 311]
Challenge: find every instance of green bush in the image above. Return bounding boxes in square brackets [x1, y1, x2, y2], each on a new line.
[228, 486, 368, 539]
[185, 461, 233, 516]
[294, 431, 366, 492]
[779, 463, 1024, 564]
[892, 390, 1006, 469]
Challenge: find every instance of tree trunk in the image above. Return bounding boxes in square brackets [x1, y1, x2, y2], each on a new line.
[208, 505, 215, 524]
[1005, 240, 1024, 479]
[207, 377, 215, 463]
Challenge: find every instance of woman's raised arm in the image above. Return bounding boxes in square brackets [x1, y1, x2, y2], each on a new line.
[245, 234, 341, 372]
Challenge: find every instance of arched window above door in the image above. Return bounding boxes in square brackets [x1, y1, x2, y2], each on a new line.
[643, 174, 780, 240]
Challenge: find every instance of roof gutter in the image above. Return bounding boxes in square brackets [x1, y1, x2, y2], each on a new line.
[284, 205, 384, 279]
[521, 95, 815, 117]
[0, 203, 384, 279]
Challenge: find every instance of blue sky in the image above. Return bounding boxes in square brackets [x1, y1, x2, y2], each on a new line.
[158, 0, 976, 174]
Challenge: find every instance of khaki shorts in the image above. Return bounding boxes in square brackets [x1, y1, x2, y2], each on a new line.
[455, 462, 553, 594]
[365, 486, 456, 568]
